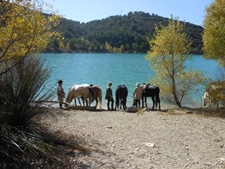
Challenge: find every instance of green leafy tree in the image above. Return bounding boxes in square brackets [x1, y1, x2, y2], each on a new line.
[145, 17, 207, 107]
[202, 0, 225, 67]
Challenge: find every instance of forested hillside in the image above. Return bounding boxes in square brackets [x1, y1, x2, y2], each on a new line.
[47, 11, 204, 54]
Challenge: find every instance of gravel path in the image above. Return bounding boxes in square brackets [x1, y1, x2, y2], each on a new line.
[37, 107, 225, 169]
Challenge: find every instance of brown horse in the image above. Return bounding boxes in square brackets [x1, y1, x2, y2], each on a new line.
[91, 85, 102, 109]
[75, 84, 102, 109]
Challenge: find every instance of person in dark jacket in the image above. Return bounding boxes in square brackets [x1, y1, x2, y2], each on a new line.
[105, 82, 114, 110]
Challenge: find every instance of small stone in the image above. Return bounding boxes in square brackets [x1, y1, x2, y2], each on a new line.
[145, 143, 155, 148]
[218, 158, 225, 161]
[106, 126, 113, 129]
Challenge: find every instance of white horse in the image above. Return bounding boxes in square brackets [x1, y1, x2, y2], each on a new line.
[66, 84, 96, 107]
[203, 91, 219, 108]
[203, 85, 223, 108]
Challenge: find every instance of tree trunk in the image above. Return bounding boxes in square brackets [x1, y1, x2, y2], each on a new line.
[174, 93, 181, 108]
[172, 74, 182, 108]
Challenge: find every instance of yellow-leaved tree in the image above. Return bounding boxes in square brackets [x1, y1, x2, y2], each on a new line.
[0, 0, 60, 75]
[202, 0, 225, 67]
[202, 0, 225, 107]
[0, 0, 61, 126]
[145, 17, 208, 107]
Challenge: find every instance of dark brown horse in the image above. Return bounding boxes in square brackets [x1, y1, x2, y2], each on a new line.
[142, 84, 161, 110]
[115, 85, 128, 110]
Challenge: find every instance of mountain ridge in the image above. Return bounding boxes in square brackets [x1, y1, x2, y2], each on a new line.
[47, 11, 204, 54]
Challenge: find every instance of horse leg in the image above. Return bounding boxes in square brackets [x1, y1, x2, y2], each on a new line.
[78, 97, 82, 106]
[115, 98, 119, 110]
[151, 96, 155, 110]
[120, 99, 122, 109]
[156, 95, 161, 110]
[95, 98, 98, 108]
[74, 97, 77, 106]
[87, 98, 89, 107]
[124, 98, 127, 110]
[145, 97, 147, 107]
[82, 97, 85, 106]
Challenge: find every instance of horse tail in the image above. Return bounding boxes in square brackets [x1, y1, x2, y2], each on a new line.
[99, 88, 102, 109]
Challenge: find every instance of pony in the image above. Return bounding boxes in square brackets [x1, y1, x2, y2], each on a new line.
[115, 85, 128, 110]
[141, 84, 161, 110]
[66, 84, 96, 107]
[91, 85, 102, 109]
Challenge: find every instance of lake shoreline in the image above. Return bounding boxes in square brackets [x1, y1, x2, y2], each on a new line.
[41, 48, 203, 55]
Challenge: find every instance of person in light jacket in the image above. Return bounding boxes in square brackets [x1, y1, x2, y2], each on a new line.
[57, 80, 65, 109]
[133, 82, 143, 108]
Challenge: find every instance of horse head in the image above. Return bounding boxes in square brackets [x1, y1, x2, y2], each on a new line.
[65, 90, 73, 103]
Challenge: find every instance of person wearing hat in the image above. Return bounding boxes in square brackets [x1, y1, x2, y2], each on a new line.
[57, 80, 65, 109]
[105, 82, 114, 110]
[133, 82, 143, 108]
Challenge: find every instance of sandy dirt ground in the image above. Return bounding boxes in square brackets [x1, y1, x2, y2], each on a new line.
[35, 106, 225, 169]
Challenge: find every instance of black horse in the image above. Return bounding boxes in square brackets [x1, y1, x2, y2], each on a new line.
[142, 84, 161, 110]
[115, 85, 128, 110]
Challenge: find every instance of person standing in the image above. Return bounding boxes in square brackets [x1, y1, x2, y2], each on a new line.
[57, 80, 65, 109]
[105, 82, 114, 110]
[133, 82, 143, 108]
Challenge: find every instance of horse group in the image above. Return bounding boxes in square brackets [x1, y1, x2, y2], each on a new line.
[65, 83, 161, 110]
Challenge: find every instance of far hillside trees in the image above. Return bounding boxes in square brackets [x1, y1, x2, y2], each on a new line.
[47, 12, 204, 54]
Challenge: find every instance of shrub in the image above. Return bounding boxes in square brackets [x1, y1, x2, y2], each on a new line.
[0, 56, 54, 126]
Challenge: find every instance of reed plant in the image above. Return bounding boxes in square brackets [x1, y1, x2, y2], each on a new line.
[0, 56, 54, 126]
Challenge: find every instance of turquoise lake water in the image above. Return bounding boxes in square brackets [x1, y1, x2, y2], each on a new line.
[40, 53, 218, 108]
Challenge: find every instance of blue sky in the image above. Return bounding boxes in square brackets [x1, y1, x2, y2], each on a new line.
[45, 0, 213, 26]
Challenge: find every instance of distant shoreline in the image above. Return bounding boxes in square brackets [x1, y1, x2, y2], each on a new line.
[41, 48, 203, 55]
